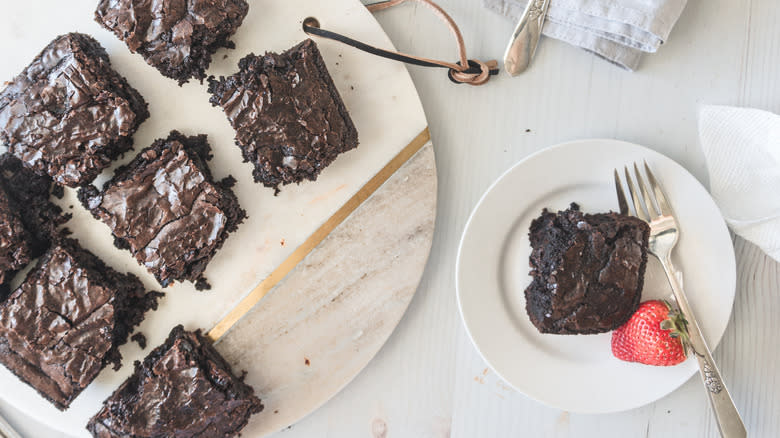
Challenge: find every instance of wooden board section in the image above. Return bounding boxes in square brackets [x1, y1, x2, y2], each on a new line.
[217, 142, 436, 436]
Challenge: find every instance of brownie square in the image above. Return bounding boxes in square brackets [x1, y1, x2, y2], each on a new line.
[0, 33, 149, 187]
[87, 325, 263, 438]
[79, 131, 246, 288]
[0, 238, 162, 410]
[0, 153, 70, 296]
[95, 0, 249, 85]
[525, 203, 650, 335]
[208, 39, 359, 193]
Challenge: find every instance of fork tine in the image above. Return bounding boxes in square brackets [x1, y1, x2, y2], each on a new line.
[633, 162, 659, 217]
[623, 166, 649, 221]
[614, 169, 629, 215]
[644, 161, 673, 216]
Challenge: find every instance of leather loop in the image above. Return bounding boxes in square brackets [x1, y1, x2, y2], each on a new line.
[303, 0, 498, 86]
[448, 59, 498, 86]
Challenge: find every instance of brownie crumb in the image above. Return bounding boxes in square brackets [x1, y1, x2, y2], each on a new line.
[195, 278, 212, 291]
[131, 332, 147, 349]
[220, 175, 238, 188]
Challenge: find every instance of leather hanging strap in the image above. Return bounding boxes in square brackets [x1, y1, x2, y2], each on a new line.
[303, 0, 498, 86]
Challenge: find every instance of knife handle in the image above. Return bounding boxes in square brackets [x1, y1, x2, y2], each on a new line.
[503, 0, 550, 76]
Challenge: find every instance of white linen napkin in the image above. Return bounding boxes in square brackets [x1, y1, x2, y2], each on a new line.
[483, 0, 688, 71]
[700, 105, 780, 262]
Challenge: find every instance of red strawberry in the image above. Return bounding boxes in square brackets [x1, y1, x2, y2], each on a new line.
[611, 300, 689, 366]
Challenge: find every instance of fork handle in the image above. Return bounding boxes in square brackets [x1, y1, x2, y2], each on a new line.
[660, 257, 747, 438]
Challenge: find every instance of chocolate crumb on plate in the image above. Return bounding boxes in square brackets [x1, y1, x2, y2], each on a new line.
[130, 333, 147, 350]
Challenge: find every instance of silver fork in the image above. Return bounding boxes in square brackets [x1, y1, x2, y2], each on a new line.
[615, 163, 747, 438]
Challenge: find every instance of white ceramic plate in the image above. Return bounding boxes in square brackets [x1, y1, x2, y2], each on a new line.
[456, 139, 736, 414]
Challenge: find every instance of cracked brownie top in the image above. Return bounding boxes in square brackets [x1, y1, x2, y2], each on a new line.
[525, 203, 650, 335]
[208, 39, 358, 193]
[95, 0, 249, 85]
[0, 238, 161, 410]
[79, 131, 246, 288]
[88, 325, 263, 437]
[0, 33, 149, 187]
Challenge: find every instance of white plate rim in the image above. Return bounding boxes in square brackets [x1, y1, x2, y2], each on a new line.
[455, 138, 737, 414]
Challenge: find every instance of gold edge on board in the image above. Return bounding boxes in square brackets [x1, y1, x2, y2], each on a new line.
[207, 127, 432, 341]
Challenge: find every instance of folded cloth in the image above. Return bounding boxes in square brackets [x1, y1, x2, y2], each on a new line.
[700, 105, 780, 262]
[483, 0, 687, 70]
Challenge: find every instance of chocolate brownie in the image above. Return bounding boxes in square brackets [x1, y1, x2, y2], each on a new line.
[87, 325, 263, 437]
[0, 33, 149, 187]
[0, 188, 30, 293]
[525, 204, 650, 335]
[95, 0, 249, 85]
[79, 131, 246, 288]
[0, 238, 162, 410]
[0, 154, 70, 297]
[208, 39, 359, 193]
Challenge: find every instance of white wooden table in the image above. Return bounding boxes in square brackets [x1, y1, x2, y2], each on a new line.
[2, 0, 779, 436]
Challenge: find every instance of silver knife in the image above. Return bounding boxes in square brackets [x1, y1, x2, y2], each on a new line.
[503, 0, 551, 76]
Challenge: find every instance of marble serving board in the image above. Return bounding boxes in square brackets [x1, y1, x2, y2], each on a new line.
[0, 0, 431, 435]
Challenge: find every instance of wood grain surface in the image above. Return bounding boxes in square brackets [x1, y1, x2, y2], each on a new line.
[2, 0, 779, 436]
[216, 142, 437, 437]
[207, 129, 432, 341]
